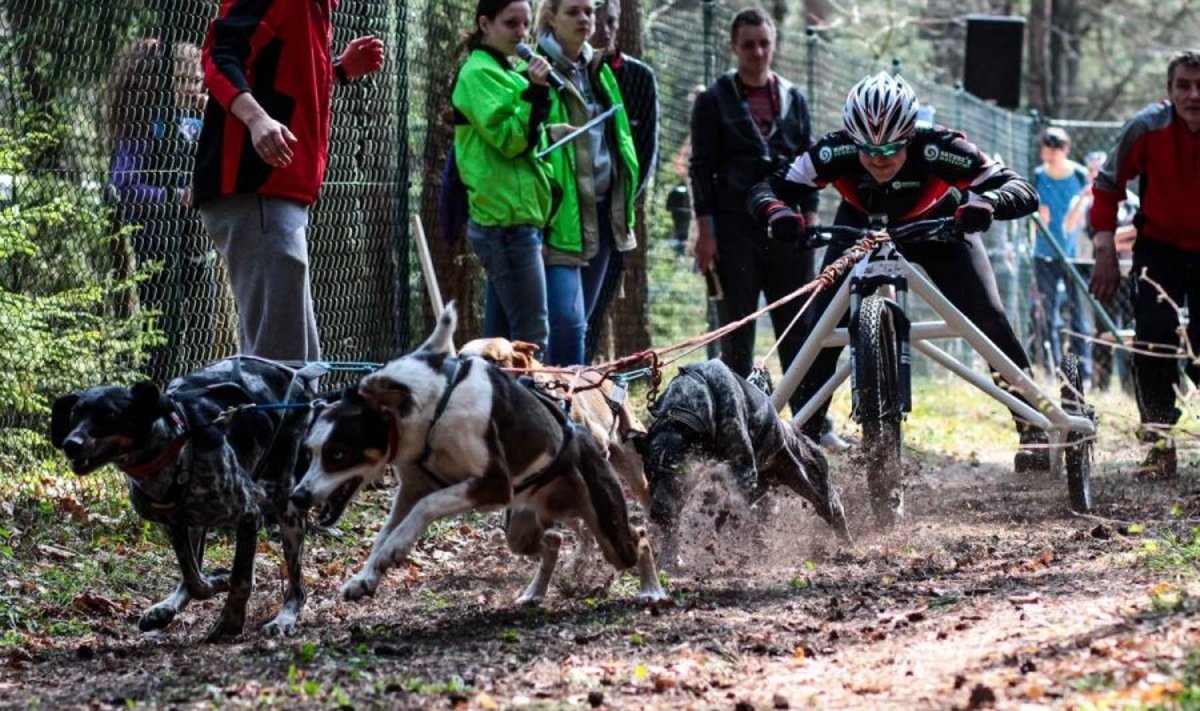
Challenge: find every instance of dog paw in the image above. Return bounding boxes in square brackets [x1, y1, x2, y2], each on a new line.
[138, 603, 178, 632]
[515, 591, 545, 607]
[340, 574, 378, 602]
[637, 587, 671, 604]
[203, 610, 246, 643]
[261, 613, 300, 637]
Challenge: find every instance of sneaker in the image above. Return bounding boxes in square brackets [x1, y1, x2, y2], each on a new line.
[1014, 428, 1051, 472]
[1135, 440, 1177, 480]
[820, 429, 852, 453]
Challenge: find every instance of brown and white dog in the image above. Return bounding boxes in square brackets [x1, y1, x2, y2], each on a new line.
[290, 304, 667, 606]
[458, 337, 650, 509]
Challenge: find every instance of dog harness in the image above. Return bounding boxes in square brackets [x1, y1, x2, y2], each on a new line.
[408, 358, 577, 495]
[512, 382, 577, 495]
[124, 357, 320, 516]
[412, 358, 469, 488]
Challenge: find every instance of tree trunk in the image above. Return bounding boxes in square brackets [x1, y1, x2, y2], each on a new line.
[1027, 0, 1053, 114]
[606, 0, 652, 361]
[419, 4, 483, 338]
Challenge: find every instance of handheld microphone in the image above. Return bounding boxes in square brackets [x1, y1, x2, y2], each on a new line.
[514, 43, 565, 91]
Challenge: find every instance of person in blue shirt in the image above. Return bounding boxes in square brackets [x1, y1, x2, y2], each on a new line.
[1031, 126, 1092, 383]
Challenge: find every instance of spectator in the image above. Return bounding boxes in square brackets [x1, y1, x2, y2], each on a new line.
[453, 0, 556, 354]
[583, 0, 658, 361]
[747, 73, 1044, 481]
[1031, 126, 1092, 383]
[192, 0, 384, 361]
[104, 39, 234, 379]
[534, 0, 639, 366]
[688, 8, 847, 449]
[1067, 150, 1138, 393]
[1090, 49, 1200, 480]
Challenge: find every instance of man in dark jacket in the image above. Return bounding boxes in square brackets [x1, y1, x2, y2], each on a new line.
[689, 8, 844, 447]
[193, 0, 383, 362]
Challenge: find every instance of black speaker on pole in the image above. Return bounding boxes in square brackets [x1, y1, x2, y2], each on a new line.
[962, 15, 1026, 109]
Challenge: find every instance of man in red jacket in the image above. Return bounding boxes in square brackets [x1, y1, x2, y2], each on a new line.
[192, 0, 384, 362]
[1090, 49, 1200, 479]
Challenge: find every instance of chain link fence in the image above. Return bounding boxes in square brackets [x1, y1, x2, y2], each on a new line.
[2, 0, 1134, 502]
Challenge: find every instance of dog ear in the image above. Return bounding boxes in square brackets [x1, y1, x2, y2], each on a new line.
[130, 381, 170, 422]
[360, 381, 413, 417]
[417, 301, 457, 354]
[512, 341, 540, 357]
[50, 393, 80, 448]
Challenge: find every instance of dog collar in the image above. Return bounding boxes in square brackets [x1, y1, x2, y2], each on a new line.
[118, 411, 189, 481]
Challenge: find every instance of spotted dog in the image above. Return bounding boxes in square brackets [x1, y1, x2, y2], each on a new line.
[50, 357, 319, 641]
[458, 337, 650, 508]
[634, 359, 850, 544]
[291, 304, 667, 606]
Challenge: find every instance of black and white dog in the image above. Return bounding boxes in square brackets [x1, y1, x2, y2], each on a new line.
[635, 359, 850, 543]
[50, 357, 319, 641]
[291, 303, 667, 605]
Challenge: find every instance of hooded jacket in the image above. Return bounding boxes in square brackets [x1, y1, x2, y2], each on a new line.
[451, 46, 555, 228]
[536, 33, 638, 267]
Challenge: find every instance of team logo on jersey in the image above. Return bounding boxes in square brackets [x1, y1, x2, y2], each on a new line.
[923, 143, 972, 169]
[819, 144, 856, 164]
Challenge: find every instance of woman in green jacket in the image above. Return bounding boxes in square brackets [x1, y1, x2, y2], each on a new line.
[453, 0, 555, 352]
[535, 0, 639, 365]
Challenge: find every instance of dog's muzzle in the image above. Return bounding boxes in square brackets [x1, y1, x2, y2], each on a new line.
[60, 434, 119, 475]
[291, 477, 364, 527]
[645, 425, 697, 526]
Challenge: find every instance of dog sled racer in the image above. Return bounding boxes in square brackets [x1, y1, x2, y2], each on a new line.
[747, 72, 1047, 472]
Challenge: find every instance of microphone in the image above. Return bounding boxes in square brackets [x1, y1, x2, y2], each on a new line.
[514, 43, 565, 91]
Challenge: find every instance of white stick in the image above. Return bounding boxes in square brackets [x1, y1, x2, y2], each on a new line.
[410, 214, 455, 355]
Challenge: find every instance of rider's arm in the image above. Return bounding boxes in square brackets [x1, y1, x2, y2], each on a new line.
[746, 142, 831, 222]
[929, 130, 1039, 219]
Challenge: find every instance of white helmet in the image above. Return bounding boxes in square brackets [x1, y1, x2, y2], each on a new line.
[842, 72, 920, 148]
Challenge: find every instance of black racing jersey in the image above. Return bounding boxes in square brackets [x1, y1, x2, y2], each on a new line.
[748, 126, 1037, 229]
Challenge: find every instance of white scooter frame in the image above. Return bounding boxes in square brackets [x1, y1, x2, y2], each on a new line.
[770, 230, 1097, 478]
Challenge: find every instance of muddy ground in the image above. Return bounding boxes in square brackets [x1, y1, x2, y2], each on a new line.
[1, 435, 1198, 711]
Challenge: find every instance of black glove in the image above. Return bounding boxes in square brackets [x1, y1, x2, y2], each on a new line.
[767, 206, 807, 243]
[954, 201, 994, 233]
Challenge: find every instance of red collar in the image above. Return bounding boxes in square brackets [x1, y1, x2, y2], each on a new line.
[118, 412, 189, 481]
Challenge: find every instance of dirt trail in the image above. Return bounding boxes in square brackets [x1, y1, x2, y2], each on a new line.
[3, 444, 1197, 711]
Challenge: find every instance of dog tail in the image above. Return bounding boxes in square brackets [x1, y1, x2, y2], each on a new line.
[418, 302, 457, 354]
[577, 430, 640, 570]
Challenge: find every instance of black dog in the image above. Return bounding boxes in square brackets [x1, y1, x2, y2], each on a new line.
[50, 357, 319, 641]
[634, 359, 850, 543]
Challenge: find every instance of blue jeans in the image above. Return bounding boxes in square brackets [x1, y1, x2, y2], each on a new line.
[545, 200, 613, 365]
[1033, 257, 1093, 380]
[466, 221, 548, 354]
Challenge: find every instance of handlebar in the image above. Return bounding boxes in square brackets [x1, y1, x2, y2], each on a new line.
[802, 217, 962, 248]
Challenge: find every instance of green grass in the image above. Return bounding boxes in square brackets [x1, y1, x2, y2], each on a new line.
[1144, 527, 1200, 579]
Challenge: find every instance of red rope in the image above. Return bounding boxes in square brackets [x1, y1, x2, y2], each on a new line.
[498, 234, 883, 398]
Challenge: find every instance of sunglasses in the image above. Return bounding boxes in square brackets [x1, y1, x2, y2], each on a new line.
[856, 140, 908, 158]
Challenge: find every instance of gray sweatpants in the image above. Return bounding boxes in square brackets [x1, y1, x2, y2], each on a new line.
[200, 194, 321, 361]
